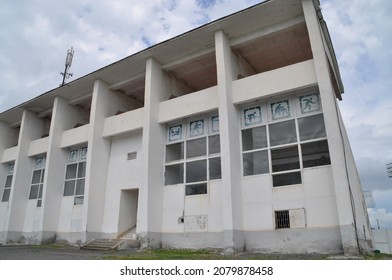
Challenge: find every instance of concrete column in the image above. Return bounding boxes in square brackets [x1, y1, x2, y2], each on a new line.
[139, 57, 171, 248]
[302, 0, 359, 255]
[82, 79, 122, 242]
[6, 110, 44, 243]
[215, 30, 244, 253]
[41, 96, 86, 243]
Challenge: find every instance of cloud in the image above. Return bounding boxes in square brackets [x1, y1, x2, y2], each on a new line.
[368, 208, 392, 230]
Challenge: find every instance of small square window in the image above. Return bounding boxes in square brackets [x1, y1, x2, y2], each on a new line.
[271, 146, 300, 172]
[127, 152, 137, 160]
[298, 114, 326, 141]
[65, 164, 77, 180]
[208, 135, 220, 155]
[74, 196, 84, 205]
[29, 184, 39, 199]
[275, 210, 290, 229]
[166, 143, 184, 162]
[186, 138, 206, 159]
[186, 160, 207, 183]
[302, 140, 331, 168]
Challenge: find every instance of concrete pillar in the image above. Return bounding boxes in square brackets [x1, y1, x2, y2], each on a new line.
[215, 30, 244, 253]
[82, 79, 123, 242]
[6, 110, 45, 243]
[139, 57, 171, 248]
[302, 0, 359, 255]
[41, 96, 86, 243]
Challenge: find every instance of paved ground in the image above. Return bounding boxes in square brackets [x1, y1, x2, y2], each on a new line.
[0, 245, 134, 260]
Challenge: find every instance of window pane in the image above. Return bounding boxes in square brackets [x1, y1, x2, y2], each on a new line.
[269, 120, 297, 146]
[166, 142, 184, 162]
[77, 162, 86, 178]
[63, 180, 75, 196]
[165, 164, 184, 185]
[186, 183, 207, 196]
[2, 189, 10, 202]
[38, 184, 43, 199]
[37, 200, 42, 207]
[186, 138, 206, 158]
[65, 164, 77, 179]
[74, 196, 84, 205]
[242, 126, 267, 151]
[271, 146, 300, 172]
[273, 172, 302, 187]
[208, 135, 220, 155]
[186, 160, 207, 183]
[31, 170, 42, 184]
[29, 184, 39, 199]
[302, 140, 331, 168]
[5, 175, 13, 189]
[75, 179, 85, 196]
[209, 157, 221, 180]
[298, 114, 326, 141]
[40, 169, 45, 183]
[243, 150, 269, 176]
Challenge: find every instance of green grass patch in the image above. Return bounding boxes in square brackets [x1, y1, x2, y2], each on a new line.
[364, 251, 392, 260]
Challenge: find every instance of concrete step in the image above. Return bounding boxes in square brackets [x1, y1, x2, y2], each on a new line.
[81, 239, 123, 251]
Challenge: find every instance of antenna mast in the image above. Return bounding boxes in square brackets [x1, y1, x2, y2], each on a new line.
[60, 46, 74, 86]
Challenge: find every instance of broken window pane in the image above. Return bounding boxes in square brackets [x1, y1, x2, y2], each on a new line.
[271, 146, 300, 172]
[301, 140, 331, 168]
[165, 163, 184, 185]
[243, 150, 269, 176]
[242, 125, 267, 151]
[269, 120, 297, 146]
[298, 114, 326, 141]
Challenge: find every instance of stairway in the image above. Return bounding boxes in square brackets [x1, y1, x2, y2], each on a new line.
[81, 227, 140, 251]
[81, 239, 123, 251]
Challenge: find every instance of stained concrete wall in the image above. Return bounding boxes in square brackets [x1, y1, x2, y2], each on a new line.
[372, 229, 392, 254]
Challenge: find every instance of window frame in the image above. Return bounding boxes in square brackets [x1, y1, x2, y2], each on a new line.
[63, 146, 87, 205]
[240, 93, 331, 187]
[1, 163, 14, 202]
[28, 156, 46, 207]
[165, 114, 221, 196]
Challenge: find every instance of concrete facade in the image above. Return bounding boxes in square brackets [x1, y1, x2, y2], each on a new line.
[0, 0, 372, 255]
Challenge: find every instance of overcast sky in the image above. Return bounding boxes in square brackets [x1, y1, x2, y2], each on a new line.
[0, 0, 391, 229]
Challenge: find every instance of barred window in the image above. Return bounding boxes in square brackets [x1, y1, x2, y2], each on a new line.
[275, 210, 290, 229]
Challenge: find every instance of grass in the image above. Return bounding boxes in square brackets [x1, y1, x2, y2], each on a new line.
[103, 248, 330, 260]
[364, 252, 392, 260]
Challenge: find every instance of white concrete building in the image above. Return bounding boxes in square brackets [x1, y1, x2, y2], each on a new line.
[0, 0, 372, 255]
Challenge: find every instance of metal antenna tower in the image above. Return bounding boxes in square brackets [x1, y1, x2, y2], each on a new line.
[60, 46, 74, 86]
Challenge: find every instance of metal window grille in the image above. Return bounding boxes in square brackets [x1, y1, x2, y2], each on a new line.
[275, 210, 290, 229]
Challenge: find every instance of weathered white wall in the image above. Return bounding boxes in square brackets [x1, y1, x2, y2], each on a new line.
[372, 229, 392, 254]
[102, 108, 144, 138]
[28, 137, 48, 157]
[101, 131, 143, 237]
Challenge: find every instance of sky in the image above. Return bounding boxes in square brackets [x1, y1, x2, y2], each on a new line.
[0, 0, 391, 229]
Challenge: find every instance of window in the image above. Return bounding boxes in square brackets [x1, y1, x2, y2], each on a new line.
[63, 147, 87, 205]
[29, 156, 45, 207]
[1, 163, 14, 202]
[165, 114, 221, 196]
[241, 93, 331, 187]
[275, 210, 290, 229]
